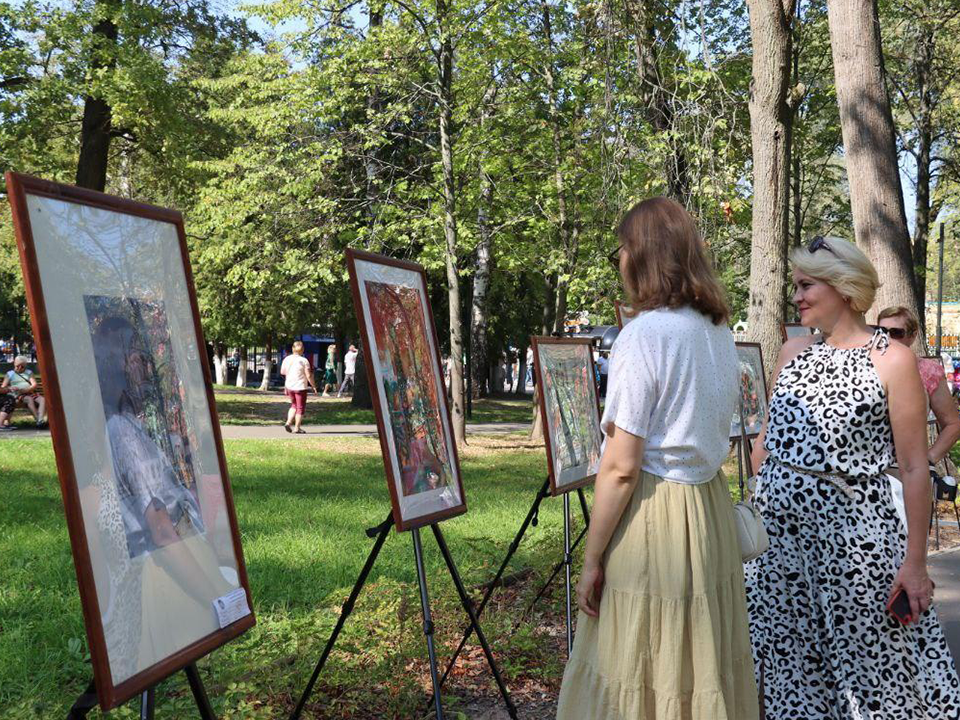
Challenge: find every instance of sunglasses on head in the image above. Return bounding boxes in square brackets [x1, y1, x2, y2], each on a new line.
[808, 235, 837, 256]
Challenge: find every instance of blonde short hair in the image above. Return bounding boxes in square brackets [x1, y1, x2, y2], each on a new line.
[292, 340, 304, 354]
[790, 237, 880, 313]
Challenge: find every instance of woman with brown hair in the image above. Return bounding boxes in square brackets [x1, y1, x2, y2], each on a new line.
[556, 198, 758, 719]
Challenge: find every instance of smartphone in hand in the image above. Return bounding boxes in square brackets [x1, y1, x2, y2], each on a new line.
[887, 588, 912, 624]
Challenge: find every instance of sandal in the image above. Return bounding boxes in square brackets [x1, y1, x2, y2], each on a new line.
[283, 424, 292, 433]
[295, 429, 306, 434]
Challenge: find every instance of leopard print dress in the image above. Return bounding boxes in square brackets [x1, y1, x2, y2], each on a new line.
[744, 330, 960, 719]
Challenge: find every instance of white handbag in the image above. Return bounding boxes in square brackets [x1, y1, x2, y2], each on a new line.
[734, 496, 769, 563]
[735, 397, 769, 563]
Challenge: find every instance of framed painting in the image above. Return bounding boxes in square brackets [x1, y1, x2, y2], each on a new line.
[731, 342, 769, 439]
[614, 300, 635, 330]
[531, 337, 603, 495]
[781, 322, 814, 342]
[4, 173, 254, 710]
[346, 248, 466, 531]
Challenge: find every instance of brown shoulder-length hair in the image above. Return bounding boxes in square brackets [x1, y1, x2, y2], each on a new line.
[617, 197, 730, 325]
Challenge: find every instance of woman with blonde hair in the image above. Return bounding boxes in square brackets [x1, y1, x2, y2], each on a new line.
[746, 236, 960, 717]
[557, 197, 758, 719]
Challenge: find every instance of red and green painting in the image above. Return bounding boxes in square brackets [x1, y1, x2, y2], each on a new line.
[364, 280, 452, 497]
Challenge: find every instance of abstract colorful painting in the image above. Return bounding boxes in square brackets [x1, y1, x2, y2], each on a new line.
[533, 338, 603, 494]
[365, 281, 452, 497]
[347, 249, 466, 530]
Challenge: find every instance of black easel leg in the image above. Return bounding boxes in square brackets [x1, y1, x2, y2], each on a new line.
[413, 527, 444, 720]
[184, 664, 216, 720]
[437, 477, 551, 693]
[515, 523, 588, 629]
[140, 687, 155, 720]
[431, 525, 518, 720]
[290, 513, 394, 720]
[576, 487, 590, 525]
[66, 680, 98, 719]
[563, 492, 573, 655]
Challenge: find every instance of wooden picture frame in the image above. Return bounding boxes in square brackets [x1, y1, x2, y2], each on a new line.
[781, 322, 813, 343]
[731, 341, 769, 440]
[531, 336, 603, 496]
[4, 173, 255, 709]
[345, 248, 467, 531]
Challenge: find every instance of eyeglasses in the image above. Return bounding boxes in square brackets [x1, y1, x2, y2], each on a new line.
[870, 325, 910, 340]
[807, 235, 837, 256]
[607, 244, 622, 271]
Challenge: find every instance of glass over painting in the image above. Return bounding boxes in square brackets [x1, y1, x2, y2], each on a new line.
[24, 193, 247, 687]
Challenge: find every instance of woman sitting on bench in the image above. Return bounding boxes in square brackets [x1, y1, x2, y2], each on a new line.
[1, 355, 46, 429]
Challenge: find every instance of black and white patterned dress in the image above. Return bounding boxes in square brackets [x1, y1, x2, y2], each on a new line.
[745, 330, 960, 719]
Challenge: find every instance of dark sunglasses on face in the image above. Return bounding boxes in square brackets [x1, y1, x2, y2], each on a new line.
[870, 325, 909, 340]
[807, 235, 837, 256]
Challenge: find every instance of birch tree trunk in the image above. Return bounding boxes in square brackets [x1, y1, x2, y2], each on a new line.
[258, 338, 273, 391]
[213, 345, 227, 385]
[746, 0, 797, 381]
[471, 82, 496, 400]
[826, 0, 919, 322]
[437, 0, 466, 446]
[236, 346, 248, 388]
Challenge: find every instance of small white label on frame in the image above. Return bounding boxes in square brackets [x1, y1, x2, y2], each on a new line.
[212, 587, 251, 629]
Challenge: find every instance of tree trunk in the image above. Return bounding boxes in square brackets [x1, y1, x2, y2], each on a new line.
[624, 0, 689, 201]
[471, 83, 496, 400]
[352, 352, 374, 409]
[258, 338, 273, 391]
[213, 344, 226, 385]
[541, 0, 574, 335]
[437, 0, 466, 446]
[236, 346, 248, 388]
[826, 0, 919, 322]
[542, 274, 557, 335]
[746, 0, 797, 383]
[912, 27, 935, 312]
[76, 1, 119, 191]
[365, 1, 383, 226]
[515, 343, 528, 396]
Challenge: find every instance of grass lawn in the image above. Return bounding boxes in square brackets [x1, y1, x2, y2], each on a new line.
[0, 434, 585, 719]
[211, 388, 533, 426]
[0, 435, 745, 719]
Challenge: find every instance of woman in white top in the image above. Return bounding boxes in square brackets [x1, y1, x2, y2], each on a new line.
[280, 340, 317, 434]
[557, 197, 758, 719]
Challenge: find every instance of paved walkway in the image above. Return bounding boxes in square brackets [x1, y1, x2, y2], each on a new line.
[0, 422, 530, 441]
[930, 546, 960, 659]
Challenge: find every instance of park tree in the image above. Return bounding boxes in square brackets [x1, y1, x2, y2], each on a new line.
[826, 0, 918, 322]
[882, 0, 960, 307]
[746, 0, 798, 368]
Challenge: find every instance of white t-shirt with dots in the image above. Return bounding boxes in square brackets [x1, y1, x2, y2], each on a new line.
[603, 306, 738, 484]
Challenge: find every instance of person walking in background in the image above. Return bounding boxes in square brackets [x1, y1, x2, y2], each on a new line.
[321, 343, 337, 397]
[596, 350, 609, 397]
[281, 340, 316, 434]
[525, 346, 534, 390]
[745, 237, 960, 718]
[337, 344, 359, 398]
[557, 197, 758, 719]
[2, 355, 46, 428]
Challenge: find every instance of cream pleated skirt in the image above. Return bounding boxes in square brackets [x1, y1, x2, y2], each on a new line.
[556, 470, 759, 720]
